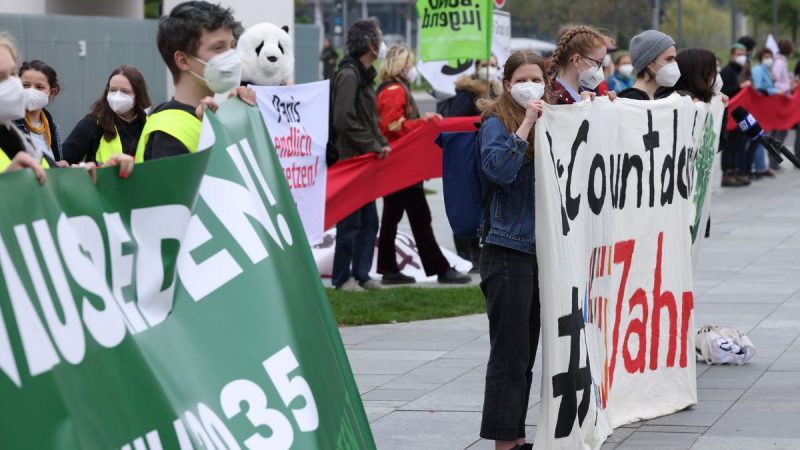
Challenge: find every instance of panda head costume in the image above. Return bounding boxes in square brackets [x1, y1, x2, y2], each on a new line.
[237, 23, 294, 86]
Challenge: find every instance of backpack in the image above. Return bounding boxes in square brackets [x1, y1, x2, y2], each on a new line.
[326, 62, 365, 167]
[435, 126, 495, 240]
[696, 324, 756, 365]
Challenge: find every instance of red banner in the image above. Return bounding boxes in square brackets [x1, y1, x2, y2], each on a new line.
[324, 116, 478, 229]
[726, 86, 800, 132]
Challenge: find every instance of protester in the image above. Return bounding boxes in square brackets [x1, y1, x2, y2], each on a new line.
[719, 43, 753, 186]
[0, 33, 133, 180]
[374, 44, 470, 285]
[618, 30, 678, 100]
[607, 52, 634, 93]
[16, 59, 62, 164]
[748, 48, 777, 178]
[136, 0, 255, 162]
[320, 37, 338, 80]
[330, 18, 389, 292]
[476, 49, 546, 450]
[664, 48, 714, 103]
[448, 56, 502, 117]
[768, 39, 794, 170]
[549, 24, 609, 104]
[62, 65, 151, 164]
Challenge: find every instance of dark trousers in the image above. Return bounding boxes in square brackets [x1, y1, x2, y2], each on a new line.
[723, 129, 747, 172]
[332, 201, 378, 287]
[768, 129, 789, 169]
[377, 186, 449, 276]
[479, 244, 541, 441]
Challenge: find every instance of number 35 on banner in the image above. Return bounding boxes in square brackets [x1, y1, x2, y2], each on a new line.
[122, 346, 318, 450]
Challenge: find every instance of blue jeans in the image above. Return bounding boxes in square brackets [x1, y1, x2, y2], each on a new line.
[332, 201, 378, 287]
[753, 144, 768, 173]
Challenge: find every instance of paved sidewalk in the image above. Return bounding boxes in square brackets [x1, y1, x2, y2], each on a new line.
[340, 167, 800, 449]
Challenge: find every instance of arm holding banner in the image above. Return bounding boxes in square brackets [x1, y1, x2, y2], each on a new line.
[377, 84, 426, 142]
[480, 117, 529, 188]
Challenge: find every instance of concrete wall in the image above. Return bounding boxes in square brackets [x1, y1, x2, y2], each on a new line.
[0, 0, 143, 18]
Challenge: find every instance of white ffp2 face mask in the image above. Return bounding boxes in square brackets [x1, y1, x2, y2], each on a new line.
[191, 49, 242, 94]
[510, 81, 545, 107]
[477, 66, 498, 81]
[24, 88, 50, 111]
[579, 65, 605, 90]
[0, 77, 26, 122]
[734, 55, 748, 67]
[713, 74, 723, 95]
[405, 66, 419, 83]
[618, 64, 634, 77]
[107, 91, 135, 115]
[655, 61, 681, 87]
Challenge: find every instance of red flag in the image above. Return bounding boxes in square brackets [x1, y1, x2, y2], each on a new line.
[726, 86, 800, 132]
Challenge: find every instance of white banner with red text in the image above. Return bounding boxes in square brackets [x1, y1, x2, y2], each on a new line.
[252, 81, 328, 245]
[533, 95, 708, 449]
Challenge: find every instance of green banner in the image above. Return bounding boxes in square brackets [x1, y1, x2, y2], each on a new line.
[0, 100, 374, 449]
[417, 0, 493, 61]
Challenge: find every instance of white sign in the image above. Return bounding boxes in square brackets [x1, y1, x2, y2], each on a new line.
[533, 95, 708, 449]
[419, 10, 511, 98]
[252, 81, 329, 245]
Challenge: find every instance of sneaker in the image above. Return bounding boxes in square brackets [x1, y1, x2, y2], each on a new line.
[437, 268, 471, 284]
[759, 170, 775, 177]
[359, 279, 382, 290]
[336, 278, 365, 292]
[721, 175, 744, 187]
[735, 175, 751, 186]
[381, 272, 416, 285]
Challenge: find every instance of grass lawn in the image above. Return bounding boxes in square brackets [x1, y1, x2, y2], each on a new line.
[326, 286, 485, 326]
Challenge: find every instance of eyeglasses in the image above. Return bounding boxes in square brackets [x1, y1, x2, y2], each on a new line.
[581, 54, 603, 70]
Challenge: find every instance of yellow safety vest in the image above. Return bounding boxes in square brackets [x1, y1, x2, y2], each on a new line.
[134, 109, 200, 163]
[96, 126, 123, 164]
[0, 149, 10, 172]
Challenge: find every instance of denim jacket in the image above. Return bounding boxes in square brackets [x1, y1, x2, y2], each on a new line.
[479, 116, 535, 254]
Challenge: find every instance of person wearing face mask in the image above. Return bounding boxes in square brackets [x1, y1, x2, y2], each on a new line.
[743, 48, 779, 178]
[62, 65, 152, 165]
[607, 53, 635, 93]
[136, 1, 256, 162]
[549, 25, 609, 105]
[14, 59, 62, 165]
[617, 30, 679, 100]
[373, 44, 469, 285]
[719, 43, 755, 186]
[448, 56, 503, 118]
[329, 18, 391, 292]
[475, 50, 547, 450]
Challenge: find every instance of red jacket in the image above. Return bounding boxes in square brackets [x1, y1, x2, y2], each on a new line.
[377, 80, 424, 142]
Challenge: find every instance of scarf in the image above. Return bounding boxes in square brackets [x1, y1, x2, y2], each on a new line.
[25, 110, 52, 149]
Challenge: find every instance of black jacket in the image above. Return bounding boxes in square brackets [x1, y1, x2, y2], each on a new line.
[13, 108, 61, 160]
[331, 54, 387, 160]
[719, 62, 744, 98]
[62, 113, 146, 164]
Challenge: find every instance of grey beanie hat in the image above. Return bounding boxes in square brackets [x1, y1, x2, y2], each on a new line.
[629, 30, 675, 74]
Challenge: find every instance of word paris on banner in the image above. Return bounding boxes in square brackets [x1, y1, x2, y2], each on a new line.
[534, 95, 722, 449]
[251, 81, 329, 246]
[0, 100, 374, 449]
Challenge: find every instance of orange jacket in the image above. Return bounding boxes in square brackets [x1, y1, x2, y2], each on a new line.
[377, 81, 424, 143]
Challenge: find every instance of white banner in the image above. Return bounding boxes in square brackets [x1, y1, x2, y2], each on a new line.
[419, 10, 511, 98]
[533, 95, 715, 449]
[252, 81, 328, 245]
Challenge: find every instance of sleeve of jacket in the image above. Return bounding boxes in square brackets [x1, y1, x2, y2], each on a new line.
[61, 115, 100, 164]
[772, 59, 791, 94]
[479, 116, 527, 188]
[333, 68, 383, 154]
[720, 68, 740, 98]
[377, 84, 424, 141]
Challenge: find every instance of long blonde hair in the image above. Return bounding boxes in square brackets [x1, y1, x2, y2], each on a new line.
[478, 50, 548, 151]
[380, 44, 414, 82]
[0, 32, 19, 68]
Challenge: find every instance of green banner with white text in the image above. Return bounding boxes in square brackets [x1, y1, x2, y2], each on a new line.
[0, 100, 374, 450]
[417, 0, 493, 61]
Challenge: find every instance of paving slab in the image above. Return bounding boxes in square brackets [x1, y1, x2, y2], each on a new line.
[341, 145, 800, 448]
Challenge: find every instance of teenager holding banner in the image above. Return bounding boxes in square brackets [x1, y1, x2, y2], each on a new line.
[374, 44, 470, 285]
[549, 25, 609, 105]
[136, 1, 255, 162]
[62, 65, 151, 164]
[618, 29, 679, 101]
[15, 59, 63, 165]
[476, 49, 547, 450]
